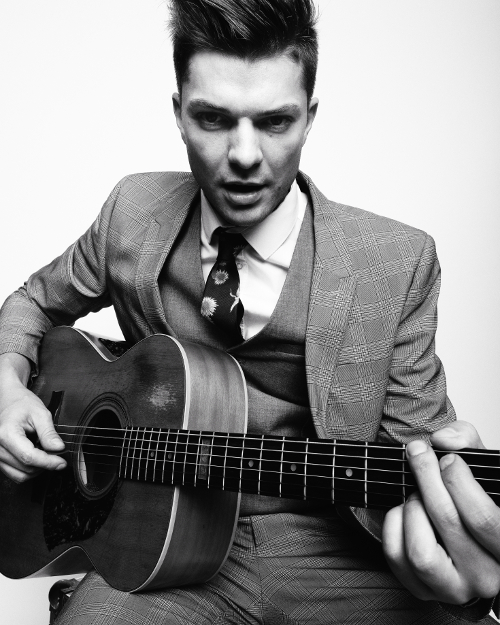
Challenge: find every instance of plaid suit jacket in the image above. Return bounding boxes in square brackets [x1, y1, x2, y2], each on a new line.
[0, 171, 456, 542]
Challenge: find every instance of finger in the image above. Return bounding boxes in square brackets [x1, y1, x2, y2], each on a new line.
[0, 444, 39, 475]
[27, 404, 65, 452]
[440, 453, 500, 565]
[402, 492, 473, 603]
[0, 462, 40, 484]
[2, 425, 66, 472]
[382, 503, 437, 601]
[430, 421, 486, 451]
[407, 441, 500, 599]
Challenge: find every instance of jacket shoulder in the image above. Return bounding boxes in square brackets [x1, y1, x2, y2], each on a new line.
[115, 172, 196, 205]
[329, 199, 428, 241]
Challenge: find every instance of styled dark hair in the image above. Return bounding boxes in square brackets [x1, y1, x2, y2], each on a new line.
[169, 0, 318, 101]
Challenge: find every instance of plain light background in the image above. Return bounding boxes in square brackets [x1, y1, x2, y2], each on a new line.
[1, 1, 499, 622]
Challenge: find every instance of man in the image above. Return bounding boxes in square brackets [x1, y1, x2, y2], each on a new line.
[0, 0, 499, 623]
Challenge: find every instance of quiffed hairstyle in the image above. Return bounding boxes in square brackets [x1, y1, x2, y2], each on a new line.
[169, 0, 318, 101]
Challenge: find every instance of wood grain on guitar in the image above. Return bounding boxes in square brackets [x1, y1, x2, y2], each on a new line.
[0, 327, 498, 592]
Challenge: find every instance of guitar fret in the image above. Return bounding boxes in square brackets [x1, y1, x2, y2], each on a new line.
[173, 429, 186, 486]
[238, 436, 243, 494]
[279, 437, 285, 498]
[165, 429, 175, 486]
[152, 428, 160, 482]
[145, 428, 154, 482]
[307, 440, 334, 503]
[120, 427, 132, 479]
[140, 426, 147, 482]
[304, 439, 308, 500]
[223, 434, 229, 491]
[208, 433, 214, 487]
[162, 430, 168, 485]
[402, 445, 406, 501]
[260, 437, 282, 497]
[194, 432, 200, 486]
[240, 434, 260, 495]
[182, 430, 189, 486]
[364, 441, 368, 507]
[366, 442, 407, 508]
[133, 427, 141, 481]
[258, 435, 264, 496]
[331, 439, 335, 503]
[281, 438, 306, 500]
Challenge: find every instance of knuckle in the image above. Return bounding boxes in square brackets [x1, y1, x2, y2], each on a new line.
[437, 501, 462, 528]
[411, 587, 435, 602]
[449, 587, 474, 606]
[406, 546, 439, 576]
[5, 470, 29, 484]
[470, 507, 500, 536]
[472, 577, 500, 599]
[19, 450, 33, 466]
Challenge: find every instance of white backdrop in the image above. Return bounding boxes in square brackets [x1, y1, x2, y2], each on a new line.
[0, 1, 499, 622]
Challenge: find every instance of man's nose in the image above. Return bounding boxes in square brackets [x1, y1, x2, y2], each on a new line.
[228, 120, 263, 170]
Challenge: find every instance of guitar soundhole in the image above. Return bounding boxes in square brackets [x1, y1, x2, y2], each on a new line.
[77, 408, 123, 499]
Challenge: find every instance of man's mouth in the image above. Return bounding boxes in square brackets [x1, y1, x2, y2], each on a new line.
[223, 182, 265, 192]
[221, 182, 266, 205]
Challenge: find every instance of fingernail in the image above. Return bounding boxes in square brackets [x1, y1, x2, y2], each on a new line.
[439, 454, 455, 471]
[407, 440, 428, 457]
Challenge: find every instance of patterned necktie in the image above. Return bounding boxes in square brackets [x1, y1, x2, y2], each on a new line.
[201, 227, 247, 343]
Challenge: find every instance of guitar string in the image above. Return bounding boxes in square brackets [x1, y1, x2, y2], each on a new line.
[73, 464, 415, 497]
[52, 434, 500, 473]
[56, 450, 500, 494]
[56, 446, 499, 478]
[53, 424, 500, 458]
[63, 462, 500, 503]
[53, 426, 498, 462]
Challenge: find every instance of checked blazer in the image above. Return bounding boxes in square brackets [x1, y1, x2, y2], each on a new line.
[0, 170, 456, 542]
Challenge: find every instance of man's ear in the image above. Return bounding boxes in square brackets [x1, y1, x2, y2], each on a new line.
[172, 92, 186, 144]
[303, 96, 319, 146]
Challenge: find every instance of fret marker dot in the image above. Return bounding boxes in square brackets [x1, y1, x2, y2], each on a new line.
[290, 464, 297, 472]
[168, 453, 173, 460]
[149, 452, 155, 459]
[345, 468, 353, 477]
[248, 460, 254, 468]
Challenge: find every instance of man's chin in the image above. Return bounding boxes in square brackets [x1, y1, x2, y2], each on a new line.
[217, 202, 272, 229]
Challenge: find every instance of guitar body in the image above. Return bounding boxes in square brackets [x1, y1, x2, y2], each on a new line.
[0, 327, 248, 592]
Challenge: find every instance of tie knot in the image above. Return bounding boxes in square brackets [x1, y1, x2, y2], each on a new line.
[215, 228, 246, 260]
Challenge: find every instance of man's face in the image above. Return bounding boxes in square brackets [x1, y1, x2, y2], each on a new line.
[173, 51, 318, 228]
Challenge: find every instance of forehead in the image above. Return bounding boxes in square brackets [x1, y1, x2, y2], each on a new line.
[182, 50, 307, 114]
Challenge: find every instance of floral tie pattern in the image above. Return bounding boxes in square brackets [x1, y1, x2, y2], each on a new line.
[201, 227, 247, 343]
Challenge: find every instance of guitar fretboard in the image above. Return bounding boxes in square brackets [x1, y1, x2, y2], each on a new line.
[116, 428, 500, 510]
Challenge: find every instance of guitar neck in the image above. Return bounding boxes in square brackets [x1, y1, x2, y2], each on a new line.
[115, 428, 500, 510]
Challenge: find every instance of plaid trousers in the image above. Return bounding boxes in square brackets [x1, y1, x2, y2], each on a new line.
[55, 512, 495, 625]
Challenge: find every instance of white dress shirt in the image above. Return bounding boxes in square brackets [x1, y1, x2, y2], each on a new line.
[200, 181, 308, 340]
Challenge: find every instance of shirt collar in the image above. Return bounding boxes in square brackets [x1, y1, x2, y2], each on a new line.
[200, 180, 302, 261]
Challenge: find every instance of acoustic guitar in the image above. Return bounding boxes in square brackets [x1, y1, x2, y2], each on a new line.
[0, 326, 498, 592]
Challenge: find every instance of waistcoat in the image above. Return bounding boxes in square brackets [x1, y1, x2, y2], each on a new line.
[158, 199, 320, 514]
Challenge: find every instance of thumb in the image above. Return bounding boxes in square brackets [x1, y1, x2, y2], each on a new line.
[430, 420, 485, 451]
[34, 414, 65, 452]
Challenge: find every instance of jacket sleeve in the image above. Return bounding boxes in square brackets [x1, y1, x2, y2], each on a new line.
[348, 235, 495, 621]
[0, 179, 122, 370]
[378, 233, 456, 444]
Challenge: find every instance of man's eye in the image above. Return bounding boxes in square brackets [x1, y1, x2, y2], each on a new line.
[264, 116, 291, 131]
[198, 112, 223, 126]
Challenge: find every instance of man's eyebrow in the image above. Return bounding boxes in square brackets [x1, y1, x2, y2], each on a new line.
[187, 99, 301, 117]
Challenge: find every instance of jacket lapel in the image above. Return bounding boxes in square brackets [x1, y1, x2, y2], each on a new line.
[302, 173, 357, 439]
[134, 171, 356, 439]
[136, 176, 199, 334]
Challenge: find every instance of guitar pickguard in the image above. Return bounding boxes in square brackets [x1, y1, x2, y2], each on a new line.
[43, 468, 118, 551]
